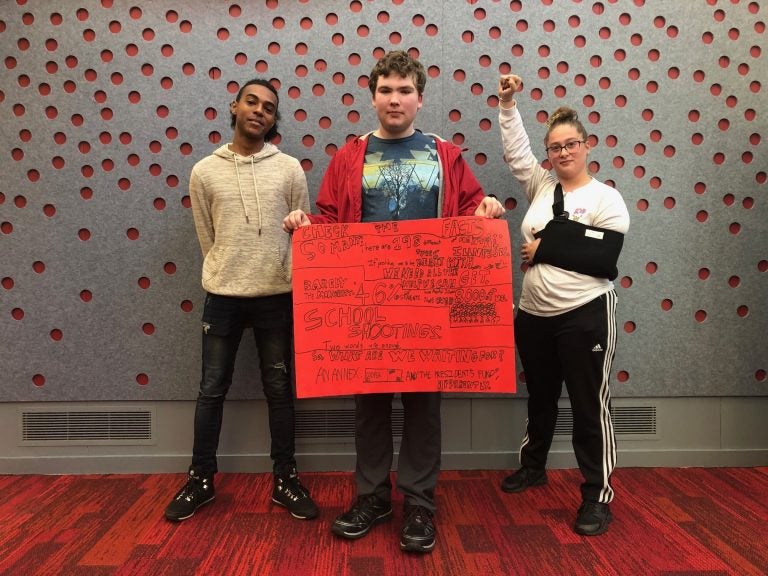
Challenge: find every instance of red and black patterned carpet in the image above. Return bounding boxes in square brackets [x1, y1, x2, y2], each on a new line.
[1, 467, 766, 575]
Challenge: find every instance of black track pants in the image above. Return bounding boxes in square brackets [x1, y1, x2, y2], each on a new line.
[515, 291, 618, 504]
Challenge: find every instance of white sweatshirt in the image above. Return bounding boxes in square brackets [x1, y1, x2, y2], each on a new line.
[189, 143, 310, 297]
[499, 105, 630, 316]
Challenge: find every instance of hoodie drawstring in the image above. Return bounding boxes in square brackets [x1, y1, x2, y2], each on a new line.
[232, 152, 263, 235]
[250, 156, 263, 236]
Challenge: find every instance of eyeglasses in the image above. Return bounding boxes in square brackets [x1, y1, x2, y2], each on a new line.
[545, 140, 585, 155]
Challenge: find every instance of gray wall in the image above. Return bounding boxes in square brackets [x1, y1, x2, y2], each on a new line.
[1, 1, 765, 473]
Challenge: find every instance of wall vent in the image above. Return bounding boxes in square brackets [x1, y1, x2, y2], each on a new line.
[296, 405, 658, 441]
[20, 408, 154, 446]
[296, 408, 404, 442]
[554, 405, 658, 438]
[17, 405, 656, 446]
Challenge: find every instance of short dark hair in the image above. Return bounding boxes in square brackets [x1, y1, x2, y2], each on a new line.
[230, 78, 280, 141]
[368, 50, 427, 96]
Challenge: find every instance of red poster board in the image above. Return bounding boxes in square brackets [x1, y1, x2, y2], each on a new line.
[291, 217, 516, 398]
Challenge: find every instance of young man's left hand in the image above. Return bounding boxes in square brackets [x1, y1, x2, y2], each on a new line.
[474, 196, 505, 218]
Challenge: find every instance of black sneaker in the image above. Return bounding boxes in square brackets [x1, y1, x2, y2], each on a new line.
[331, 495, 392, 539]
[164, 469, 215, 522]
[400, 504, 436, 553]
[272, 468, 319, 520]
[500, 467, 548, 493]
[574, 501, 612, 536]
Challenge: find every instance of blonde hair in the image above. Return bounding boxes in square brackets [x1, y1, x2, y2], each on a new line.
[545, 106, 588, 143]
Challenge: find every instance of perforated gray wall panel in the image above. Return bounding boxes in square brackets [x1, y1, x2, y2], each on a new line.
[1, 1, 765, 401]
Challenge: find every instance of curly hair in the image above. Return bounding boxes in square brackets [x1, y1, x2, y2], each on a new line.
[368, 50, 427, 96]
[230, 78, 281, 141]
[545, 106, 588, 144]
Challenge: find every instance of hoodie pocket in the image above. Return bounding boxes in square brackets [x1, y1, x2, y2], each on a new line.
[276, 244, 291, 283]
[202, 246, 223, 284]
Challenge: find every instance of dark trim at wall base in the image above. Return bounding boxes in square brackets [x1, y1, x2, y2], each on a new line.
[2, 449, 766, 475]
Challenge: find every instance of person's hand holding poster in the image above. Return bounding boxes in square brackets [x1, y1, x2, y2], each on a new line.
[291, 217, 515, 398]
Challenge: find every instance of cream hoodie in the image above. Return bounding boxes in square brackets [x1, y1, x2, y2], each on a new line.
[189, 143, 310, 297]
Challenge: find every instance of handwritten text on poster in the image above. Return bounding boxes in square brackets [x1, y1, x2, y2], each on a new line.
[291, 217, 516, 398]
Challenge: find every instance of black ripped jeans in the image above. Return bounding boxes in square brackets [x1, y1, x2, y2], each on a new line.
[191, 292, 297, 476]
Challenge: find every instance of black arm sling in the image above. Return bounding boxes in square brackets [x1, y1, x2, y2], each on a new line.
[530, 183, 624, 280]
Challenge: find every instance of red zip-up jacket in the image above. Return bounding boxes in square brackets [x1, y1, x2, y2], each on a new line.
[308, 133, 485, 224]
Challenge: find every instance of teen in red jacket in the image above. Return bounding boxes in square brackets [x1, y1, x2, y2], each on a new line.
[284, 51, 503, 553]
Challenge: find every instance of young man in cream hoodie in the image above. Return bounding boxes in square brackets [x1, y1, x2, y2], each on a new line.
[164, 79, 317, 522]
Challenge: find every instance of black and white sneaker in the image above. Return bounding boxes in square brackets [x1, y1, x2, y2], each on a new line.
[272, 468, 319, 520]
[164, 469, 215, 522]
[331, 495, 392, 539]
[400, 504, 436, 553]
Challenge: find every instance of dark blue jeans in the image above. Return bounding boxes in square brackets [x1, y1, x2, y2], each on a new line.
[191, 292, 297, 476]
